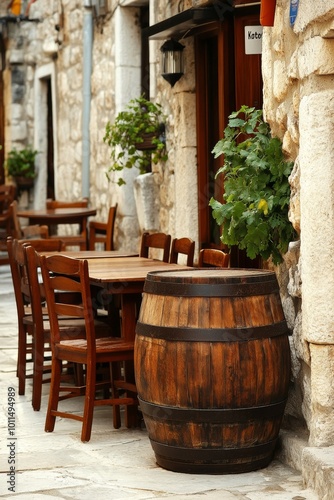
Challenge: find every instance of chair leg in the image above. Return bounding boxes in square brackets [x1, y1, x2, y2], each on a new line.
[73, 363, 85, 386]
[18, 325, 27, 395]
[110, 362, 121, 429]
[45, 358, 62, 433]
[123, 359, 137, 428]
[32, 333, 45, 411]
[81, 362, 96, 442]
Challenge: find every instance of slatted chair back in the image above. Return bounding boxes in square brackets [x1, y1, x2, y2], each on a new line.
[198, 248, 230, 268]
[46, 198, 89, 209]
[89, 204, 117, 251]
[169, 237, 195, 267]
[140, 232, 171, 262]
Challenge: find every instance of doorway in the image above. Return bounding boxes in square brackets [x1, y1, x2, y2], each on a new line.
[195, 5, 262, 267]
[46, 78, 55, 200]
[34, 63, 57, 209]
[0, 36, 5, 184]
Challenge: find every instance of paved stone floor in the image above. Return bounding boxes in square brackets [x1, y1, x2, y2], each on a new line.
[0, 263, 319, 499]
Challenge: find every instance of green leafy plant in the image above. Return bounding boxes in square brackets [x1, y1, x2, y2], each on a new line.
[104, 95, 168, 186]
[5, 147, 38, 179]
[210, 105, 297, 265]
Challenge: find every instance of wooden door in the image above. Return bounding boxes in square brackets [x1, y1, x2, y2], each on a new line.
[195, 5, 262, 266]
[0, 37, 5, 184]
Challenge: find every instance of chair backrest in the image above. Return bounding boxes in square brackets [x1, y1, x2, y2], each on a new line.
[10, 200, 23, 238]
[198, 248, 230, 268]
[20, 238, 65, 251]
[46, 198, 89, 209]
[0, 204, 20, 251]
[4, 201, 49, 242]
[140, 232, 171, 262]
[89, 204, 117, 251]
[23, 244, 47, 336]
[40, 254, 94, 349]
[7, 237, 30, 323]
[22, 224, 49, 239]
[169, 237, 195, 267]
[7, 237, 65, 316]
[105, 205, 117, 251]
[24, 241, 81, 337]
[0, 184, 16, 214]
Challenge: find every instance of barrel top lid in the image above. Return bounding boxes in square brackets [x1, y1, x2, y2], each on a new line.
[144, 268, 279, 296]
[147, 268, 276, 280]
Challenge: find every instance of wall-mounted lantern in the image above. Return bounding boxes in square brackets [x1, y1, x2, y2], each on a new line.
[160, 39, 185, 87]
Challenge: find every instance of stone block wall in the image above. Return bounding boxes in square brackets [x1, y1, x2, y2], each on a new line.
[262, 0, 334, 446]
[2, 0, 199, 252]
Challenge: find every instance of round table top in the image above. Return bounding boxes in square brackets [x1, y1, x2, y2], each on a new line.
[17, 207, 97, 222]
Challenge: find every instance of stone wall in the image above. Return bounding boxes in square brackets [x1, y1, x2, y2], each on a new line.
[2, 0, 199, 253]
[151, 0, 199, 256]
[262, 0, 334, 446]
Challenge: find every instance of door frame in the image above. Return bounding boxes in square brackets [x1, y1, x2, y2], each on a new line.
[195, 5, 262, 259]
[195, 20, 235, 249]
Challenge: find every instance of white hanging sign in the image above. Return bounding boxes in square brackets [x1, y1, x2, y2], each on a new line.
[244, 26, 263, 55]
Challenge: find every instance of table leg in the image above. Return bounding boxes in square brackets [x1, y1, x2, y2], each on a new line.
[121, 293, 141, 427]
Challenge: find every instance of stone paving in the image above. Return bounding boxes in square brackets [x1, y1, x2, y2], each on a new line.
[0, 263, 320, 499]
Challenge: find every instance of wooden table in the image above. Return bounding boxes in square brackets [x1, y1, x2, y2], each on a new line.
[87, 256, 190, 426]
[41, 250, 138, 259]
[18, 207, 97, 249]
[17, 207, 97, 226]
[87, 256, 190, 342]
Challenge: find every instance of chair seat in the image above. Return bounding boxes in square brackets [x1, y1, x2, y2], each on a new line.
[57, 338, 134, 356]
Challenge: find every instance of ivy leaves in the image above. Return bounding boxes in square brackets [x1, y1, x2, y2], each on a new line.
[210, 106, 296, 265]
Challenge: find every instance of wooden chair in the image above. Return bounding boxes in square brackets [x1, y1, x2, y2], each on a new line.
[0, 200, 49, 265]
[46, 198, 89, 250]
[21, 224, 49, 239]
[198, 248, 230, 268]
[22, 241, 119, 411]
[6, 237, 64, 408]
[89, 204, 117, 251]
[1, 202, 17, 264]
[40, 253, 138, 441]
[140, 232, 171, 262]
[0, 184, 16, 214]
[169, 237, 195, 266]
[11, 200, 49, 240]
[46, 198, 89, 209]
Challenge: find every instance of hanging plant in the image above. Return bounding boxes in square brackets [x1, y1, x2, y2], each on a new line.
[104, 95, 168, 186]
[5, 146, 38, 180]
[209, 105, 297, 265]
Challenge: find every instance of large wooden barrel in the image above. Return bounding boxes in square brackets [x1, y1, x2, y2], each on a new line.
[134, 269, 291, 474]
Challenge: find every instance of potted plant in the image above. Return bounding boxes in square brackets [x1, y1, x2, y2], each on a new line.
[5, 146, 38, 190]
[210, 105, 297, 265]
[104, 95, 168, 186]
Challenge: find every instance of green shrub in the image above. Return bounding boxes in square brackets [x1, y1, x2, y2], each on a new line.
[210, 105, 297, 265]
